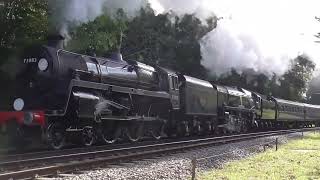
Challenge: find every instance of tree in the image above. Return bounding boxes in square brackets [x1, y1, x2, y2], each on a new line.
[66, 9, 128, 56]
[279, 55, 315, 101]
[122, 6, 216, 79]
[217, 69, 246, 87]
[266, 73, 281, 97]
[0, 0, 48, 49]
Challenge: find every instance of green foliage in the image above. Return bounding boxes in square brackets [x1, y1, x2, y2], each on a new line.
[122, 6, 215, 79]
[217, 55, 315, 102]
[278, 55, 315, 101]
[67, 5, 215, 79]
[66, 9, 128, 55]
[0, 0, 48, 49]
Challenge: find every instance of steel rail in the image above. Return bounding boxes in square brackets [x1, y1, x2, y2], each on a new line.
[0, 128, 318, 179]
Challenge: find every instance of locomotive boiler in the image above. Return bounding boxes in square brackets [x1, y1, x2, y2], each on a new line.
[5, 35, 180, 149]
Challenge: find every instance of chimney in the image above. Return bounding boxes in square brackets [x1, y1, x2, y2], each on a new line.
[47, 34, 65, 49]
[110, 51, 124, 61]
[109, 31, 124, 61]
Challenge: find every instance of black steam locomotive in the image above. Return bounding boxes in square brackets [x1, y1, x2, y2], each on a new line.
[1, 36, 320, 149]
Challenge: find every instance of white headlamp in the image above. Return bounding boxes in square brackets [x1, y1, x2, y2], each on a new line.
[13, 98, 24, 111]
[38, 58, 48, 71]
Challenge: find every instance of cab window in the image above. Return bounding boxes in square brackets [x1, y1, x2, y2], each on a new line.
[228, 95, 241, 107]
[242, 97, 252, 108]
[169, 75, 179, 90]
[173, 76, 179, 90]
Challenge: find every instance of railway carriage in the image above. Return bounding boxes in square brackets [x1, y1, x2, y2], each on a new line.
[274, 98, 305, 128]
[303, 104, 320, 126]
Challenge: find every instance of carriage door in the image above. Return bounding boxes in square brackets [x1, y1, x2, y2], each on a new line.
[169, 75, 180, 110]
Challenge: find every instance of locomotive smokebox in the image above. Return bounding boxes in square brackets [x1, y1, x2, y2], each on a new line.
[47, 34, 65, 49]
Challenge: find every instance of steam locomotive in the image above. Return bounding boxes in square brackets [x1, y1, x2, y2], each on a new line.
[0, 35, 319, 149]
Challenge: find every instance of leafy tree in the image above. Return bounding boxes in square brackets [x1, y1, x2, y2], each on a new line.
[0, 0, 48, 50]
[122, 6, 216, 79]
[217, 69, 246, 87]
[267, 73, 280, 97]
[66, 9, 127, 55]
[68, 5, 216, 79]
[278, 55, 315, 101]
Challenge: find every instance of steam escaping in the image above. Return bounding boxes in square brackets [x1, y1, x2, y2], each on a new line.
[149, 0, 320, 76]
[95, 98, 112, 116]
[200, 20, 291, 76]
[148, 0, 215, 19]
[48, 0, 147, 39]
[48, 0, 320, 76]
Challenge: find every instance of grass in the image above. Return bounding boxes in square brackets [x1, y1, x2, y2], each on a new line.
[200, 133, 320, 180]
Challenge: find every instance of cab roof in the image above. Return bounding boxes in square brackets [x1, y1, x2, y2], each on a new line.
[183, 75, 213, 88]
[224, 86, 246, 97]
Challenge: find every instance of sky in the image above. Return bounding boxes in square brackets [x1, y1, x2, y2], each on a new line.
[148, 0, 320, 76]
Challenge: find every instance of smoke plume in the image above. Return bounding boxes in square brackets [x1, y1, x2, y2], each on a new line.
[48, 0, 147, 38]
[49, 0, 320, 77]
[149, 0, 320, 76]
[200, 21, 291, 76]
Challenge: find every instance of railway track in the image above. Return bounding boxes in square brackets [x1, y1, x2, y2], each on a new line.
[0, 128, 317, 180]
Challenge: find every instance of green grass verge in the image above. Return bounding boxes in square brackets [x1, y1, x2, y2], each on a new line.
[200, 133, 320, 180]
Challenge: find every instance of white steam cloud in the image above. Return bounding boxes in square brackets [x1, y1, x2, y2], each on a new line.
[200, 20, 292, 76]
[149, 0, 320, 76]
[49, 0, 147, 38]
[49, 0, 320, 76]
